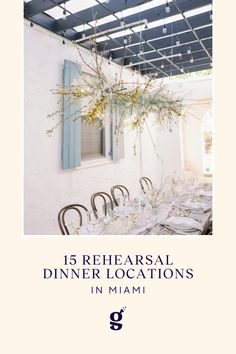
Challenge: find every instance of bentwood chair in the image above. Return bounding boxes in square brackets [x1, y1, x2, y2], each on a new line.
[90, 192, 114, 218]
[139, 177, 153, 193]
[111, 185, 130, 207]
[58, 204, 88, 235]
[205, 219, 213, 235]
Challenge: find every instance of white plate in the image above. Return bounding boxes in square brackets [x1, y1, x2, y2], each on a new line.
[161, 216, 203, 232]
[180, 201, 210, 213]
[164, 225, 197, 233]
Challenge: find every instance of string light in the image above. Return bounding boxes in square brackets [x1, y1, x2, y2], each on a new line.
[108, 53, 112, 65]
[210, 10, 213, 21]
[144, 20, 148, 30]
[123, 36, 128, 45]
[165, 1, 170, 14]
[120, 18, 125, 27]
[120, 12, 125, 27]
[176, 36, 180, 45]
[62, 2, 67, 20]
[187, 47, 191, 54]
[82, 24, 86, 38]
[162, 23, 167, 34]
[190, 57, 194, 64]
[132, 67, 137, 76]
[62, 32, 65, 45]
[161, 62, 164, 69]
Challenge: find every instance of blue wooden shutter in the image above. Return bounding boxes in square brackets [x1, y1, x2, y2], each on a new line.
[110, 107, 124, 161]
[62, 60, 81, 169]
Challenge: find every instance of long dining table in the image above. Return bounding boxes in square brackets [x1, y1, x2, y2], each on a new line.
[78, 183, 212, 236]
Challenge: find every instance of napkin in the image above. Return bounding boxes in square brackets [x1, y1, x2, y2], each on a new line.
[154, 204, 172, 223]
[129, 222, 153, 235]
[197, 190, 212, 198]
[180, 200, 210, 213]
[130, 204, 172, 235]
[161, 216, 203, 232]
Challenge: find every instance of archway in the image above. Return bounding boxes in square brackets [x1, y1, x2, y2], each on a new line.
[202, 109, 213, 175]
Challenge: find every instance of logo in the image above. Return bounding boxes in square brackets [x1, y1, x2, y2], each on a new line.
[110, 307, 126, 331]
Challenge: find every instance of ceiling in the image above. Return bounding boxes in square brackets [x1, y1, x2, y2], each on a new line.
[24, 0, 213, 78]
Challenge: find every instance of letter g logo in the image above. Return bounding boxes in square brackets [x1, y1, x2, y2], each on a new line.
[110, 307, 126, 331]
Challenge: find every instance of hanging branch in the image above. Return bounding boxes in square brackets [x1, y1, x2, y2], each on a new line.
[133, 129, 139, 156]
[118, 45, 128, 86]
[46, 25, 195, 164]
[145, 119, 164, 163]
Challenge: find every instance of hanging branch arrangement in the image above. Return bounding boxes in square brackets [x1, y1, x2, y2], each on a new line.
[47, 33, 186, 138]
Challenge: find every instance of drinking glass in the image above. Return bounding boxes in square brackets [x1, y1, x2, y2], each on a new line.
[86, 211, 99, 234]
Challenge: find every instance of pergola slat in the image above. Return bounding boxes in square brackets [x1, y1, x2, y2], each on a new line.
[24, 0, 213, 78]
[54, 0, 155, 32]
[133, 48, 212, 69]
[112, 27, 212, 64]
[24, 0, 70, 18]
[145, 62, 211, 77]
[95, 4, 212, 51]
[71, 1, 180, 40]
[139, 49, 212, 70]
[108, 13, 212, 60]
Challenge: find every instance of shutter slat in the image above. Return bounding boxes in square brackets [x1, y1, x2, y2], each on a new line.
[62, 60, 81, 169]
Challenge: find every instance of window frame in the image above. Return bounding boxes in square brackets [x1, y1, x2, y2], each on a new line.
[62, 60, 124, 170]
[79, 69, 112, 166]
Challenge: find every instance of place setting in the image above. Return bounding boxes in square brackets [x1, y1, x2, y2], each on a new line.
[62, 174, 212, 236]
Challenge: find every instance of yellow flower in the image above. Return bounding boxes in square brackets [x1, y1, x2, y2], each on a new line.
[84, 96, 108, 124]
[170, 106, 182, 116]
[116, 87, 141, 104]
[131, 115, 143, 128]
[52, 85, 91, 98]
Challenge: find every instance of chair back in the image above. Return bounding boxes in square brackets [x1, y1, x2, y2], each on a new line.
[90, 192, 114, 218]
[139, 177, 153, 193]
[111, 185, 130, 206]
[58, 204, 88, 235]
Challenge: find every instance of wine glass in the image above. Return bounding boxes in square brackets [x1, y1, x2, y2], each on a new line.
[86, 211, 99, 234]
